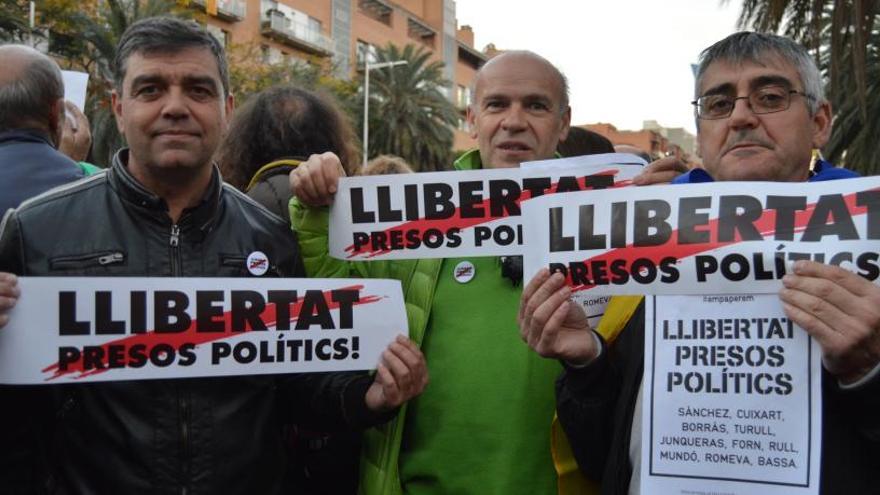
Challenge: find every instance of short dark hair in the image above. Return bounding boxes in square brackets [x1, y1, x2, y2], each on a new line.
[114, 16, 229, 96]
[557, 127, 614, 157]
[0, 45, 63, 132]
[695, 31, 822, 114]
[217, 85, 360, 190]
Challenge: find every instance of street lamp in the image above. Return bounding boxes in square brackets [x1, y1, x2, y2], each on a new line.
[362, 59, 408, 165]
[28, 1, 35, 47]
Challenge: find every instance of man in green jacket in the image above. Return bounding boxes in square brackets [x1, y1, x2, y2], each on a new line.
[289, 51, 684, 495]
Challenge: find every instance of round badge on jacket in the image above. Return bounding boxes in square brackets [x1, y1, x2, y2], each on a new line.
[246, 251, 269, 276]
[453, 260, 475, 284]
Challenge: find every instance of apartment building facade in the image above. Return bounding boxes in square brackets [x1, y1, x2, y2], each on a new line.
[583, 121, 698, 165]
[192, 0, 486, 151]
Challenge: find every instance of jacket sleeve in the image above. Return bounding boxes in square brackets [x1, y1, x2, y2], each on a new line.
[290, 197, 408, 281]
[556, 305, 642, 483]
[556, 333, 620, 482]
[0, 209, 24, 275]
[290, 198, 372, 279]
[0, 210, 47, 493]
[829, 368, 880, 443]
[278, 371, 396, 432]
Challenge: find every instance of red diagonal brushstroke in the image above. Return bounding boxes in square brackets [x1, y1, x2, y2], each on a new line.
[42, 285, 383, 381]
[345, 170, 632, 258]
[568, 188, 874, 293]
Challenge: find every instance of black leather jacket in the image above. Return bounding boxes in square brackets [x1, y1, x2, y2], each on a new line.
[0, 150, 384, 494]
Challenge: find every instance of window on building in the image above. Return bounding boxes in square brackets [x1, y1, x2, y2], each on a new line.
[307, 16, 321, 35]
[356, 40, 377, 66]
[358, 0, 392, 26]
[261, 45, 283, 65]
[456, 85, 472, 108]
[206, 24, 228, 47]
[407, 17, 436, 49]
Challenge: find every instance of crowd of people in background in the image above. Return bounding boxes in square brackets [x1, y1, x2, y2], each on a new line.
[0, 14, 876, 495]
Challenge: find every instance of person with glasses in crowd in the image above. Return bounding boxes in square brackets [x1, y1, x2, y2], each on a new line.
[518, 31, 878, 495]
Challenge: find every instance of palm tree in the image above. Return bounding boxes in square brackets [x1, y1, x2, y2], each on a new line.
[731, 0, 880, 174]
[361, 43, 459, 172]
[0, 0, 31, 41]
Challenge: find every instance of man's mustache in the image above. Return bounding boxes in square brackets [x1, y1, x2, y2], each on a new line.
[723, 132, 774, 154]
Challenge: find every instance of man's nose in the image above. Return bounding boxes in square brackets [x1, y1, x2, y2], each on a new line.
[727, 96, 759, 130]
[161, 87, 191, 119]
[501, 104, 527, 131]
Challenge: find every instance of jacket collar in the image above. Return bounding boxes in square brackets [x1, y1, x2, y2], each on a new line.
[452, 148, 564, 171]
[453, 148, 483, 171]
[0, 129, 54, 147]
[108, 148, 222, 234]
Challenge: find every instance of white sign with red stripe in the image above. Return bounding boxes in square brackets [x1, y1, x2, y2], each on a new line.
[521, 176, 880, 296]
[328, 153, 645, 260]
[0, 277, 406, 384]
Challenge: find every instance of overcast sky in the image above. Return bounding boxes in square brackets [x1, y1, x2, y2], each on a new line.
[455, 0, 742, 134]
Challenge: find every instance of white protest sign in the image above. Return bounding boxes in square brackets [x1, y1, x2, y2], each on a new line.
[521, 176, 880, 296]
[61, 70, 89, 111]
[328, 153, 644, 260]
[518, 153, 645, 325]
[0, 277, 406, 384]
[641, 294, 821, 495]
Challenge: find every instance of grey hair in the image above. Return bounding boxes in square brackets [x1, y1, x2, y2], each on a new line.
[114, 16, 229, 97]
[471, 50, 570, 114]
[695, 32, 823, 115]
[0, 45, 63, 132]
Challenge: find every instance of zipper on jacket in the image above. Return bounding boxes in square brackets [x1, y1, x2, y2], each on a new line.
[179, 387, 191, 494]
[169, 224, 181, 276]
[49, 251, 125, 270]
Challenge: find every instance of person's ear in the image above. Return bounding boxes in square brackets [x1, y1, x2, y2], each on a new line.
[466, 105, 478, 139]
[811, 100, 832, 149]
[48, 98, 64, 147]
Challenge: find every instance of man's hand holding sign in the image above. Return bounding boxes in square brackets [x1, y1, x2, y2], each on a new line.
[366, 335, 429, 412]
[289, 151, 346, 207]
[781, 260, 880, 385]
[518, 268, 598, 366]
[0, 272, 18, 328]
[631, 155, 689, 187]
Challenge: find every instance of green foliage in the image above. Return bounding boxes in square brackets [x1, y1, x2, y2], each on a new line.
[732, 0, 880, 174]
[227, 43, 359, 115]
[0, 0, 32, 42]
[360, 43, 458, 172]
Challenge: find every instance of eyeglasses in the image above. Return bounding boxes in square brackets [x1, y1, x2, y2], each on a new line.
[691, 86, 813, 120]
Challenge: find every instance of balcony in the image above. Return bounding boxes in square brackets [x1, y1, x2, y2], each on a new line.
[407, 17, 436, 48]
[359, 0, 392, 25]
[261, 11, 334, 57]
[458, 41, 486, 69]
[191, 0, 246, 22]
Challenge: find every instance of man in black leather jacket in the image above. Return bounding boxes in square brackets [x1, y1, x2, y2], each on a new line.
[0, 17, 427, 494]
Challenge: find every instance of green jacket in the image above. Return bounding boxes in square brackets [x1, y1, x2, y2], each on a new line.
[290, 151, 485, 495]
